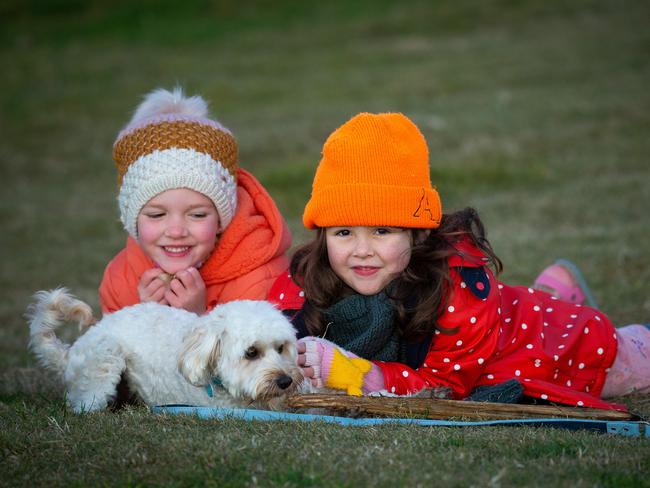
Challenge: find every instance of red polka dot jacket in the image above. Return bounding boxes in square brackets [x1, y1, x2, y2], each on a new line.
[269, 241, 625, 411]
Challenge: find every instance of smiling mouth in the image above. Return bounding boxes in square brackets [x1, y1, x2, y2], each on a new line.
[352, 266, 379, 276]
[163, 246, 191, 256]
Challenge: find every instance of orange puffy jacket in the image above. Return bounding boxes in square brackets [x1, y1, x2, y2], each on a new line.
[99, 169, 291, 314]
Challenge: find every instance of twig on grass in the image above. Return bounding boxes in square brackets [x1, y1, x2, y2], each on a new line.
[287, 394, 634, 421]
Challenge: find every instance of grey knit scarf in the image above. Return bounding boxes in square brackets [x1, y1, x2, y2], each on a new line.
[323, 292, 404, 362]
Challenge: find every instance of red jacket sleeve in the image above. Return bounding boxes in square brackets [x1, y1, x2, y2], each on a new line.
[267, 270, 305, 310]
[376, 264, 500, 398]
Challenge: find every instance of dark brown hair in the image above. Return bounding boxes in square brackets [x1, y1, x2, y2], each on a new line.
[289, 207, 502, 340]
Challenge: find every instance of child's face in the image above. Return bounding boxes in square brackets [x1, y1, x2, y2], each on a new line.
[325, 226, 412, 296]
[137, 188, 221, 274]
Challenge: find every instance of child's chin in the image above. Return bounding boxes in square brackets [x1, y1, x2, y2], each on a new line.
[156, 252, 207, 274]
[159, 261, 191, 275]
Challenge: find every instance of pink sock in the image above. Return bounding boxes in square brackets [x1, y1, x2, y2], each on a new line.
[601, 324, 650, 397]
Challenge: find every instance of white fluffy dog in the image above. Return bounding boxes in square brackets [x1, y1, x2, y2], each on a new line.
[26, 288, 303, 413]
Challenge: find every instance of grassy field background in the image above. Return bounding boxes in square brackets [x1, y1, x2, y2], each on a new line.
[1, 0, 649, 486]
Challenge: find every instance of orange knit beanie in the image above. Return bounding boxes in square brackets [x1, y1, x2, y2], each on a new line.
[303, 112, 441, 229]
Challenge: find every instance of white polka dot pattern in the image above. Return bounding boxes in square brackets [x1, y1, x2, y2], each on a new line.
[342, 242, 620, 410]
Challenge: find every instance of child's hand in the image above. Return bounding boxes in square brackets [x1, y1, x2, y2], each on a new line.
[297, 337, 331, 388]
[164, 267, 207, 315]
[297, 337, 384, 395]
[138, 268, 170, 305]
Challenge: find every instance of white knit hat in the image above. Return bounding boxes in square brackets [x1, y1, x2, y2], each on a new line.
[113, 87, 238, 239]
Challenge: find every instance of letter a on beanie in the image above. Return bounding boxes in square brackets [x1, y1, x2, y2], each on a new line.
[303, 112, 441, 229]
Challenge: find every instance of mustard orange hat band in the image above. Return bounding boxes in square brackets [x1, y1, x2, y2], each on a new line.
[303, 112, 441, 229]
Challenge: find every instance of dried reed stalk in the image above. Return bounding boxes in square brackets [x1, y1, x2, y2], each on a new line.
[286, 394, 633, 421]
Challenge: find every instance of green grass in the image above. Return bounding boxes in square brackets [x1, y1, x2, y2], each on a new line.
[2, 392, 649, 487]
[1, 0, 650, 486]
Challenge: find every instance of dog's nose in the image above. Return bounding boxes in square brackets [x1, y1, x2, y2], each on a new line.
[276, 375, 293, 390]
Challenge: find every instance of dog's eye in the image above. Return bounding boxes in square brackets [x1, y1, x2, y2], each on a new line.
[245, 347, 259, 359]
[277, 344, 284, 354]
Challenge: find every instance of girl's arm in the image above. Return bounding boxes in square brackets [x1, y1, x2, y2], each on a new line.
[299, 265, 501, 399]
[375, 265, 501, 398]
[297, 338, 385, 396]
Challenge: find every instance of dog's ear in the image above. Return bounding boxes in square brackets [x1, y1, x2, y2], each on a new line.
[178, 326, 222, 386]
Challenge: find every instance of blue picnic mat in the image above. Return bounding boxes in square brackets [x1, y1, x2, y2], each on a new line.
[152, 405, 649, 437]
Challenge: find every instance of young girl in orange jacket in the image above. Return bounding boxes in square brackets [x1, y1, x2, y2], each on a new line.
[269, 112, 650, 410]
[100, 88, 291, 315]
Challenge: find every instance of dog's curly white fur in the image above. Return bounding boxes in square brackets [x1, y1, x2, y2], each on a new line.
[27, 288, 303, 413]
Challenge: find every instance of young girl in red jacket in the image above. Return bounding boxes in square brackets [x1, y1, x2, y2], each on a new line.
[99, 88, 291, 315]
[269, 112, 649, 410]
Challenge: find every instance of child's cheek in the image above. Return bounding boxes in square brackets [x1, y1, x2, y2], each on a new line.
[192, 219, 221, 253]
[194, 226, 219, 243]
[195, 228, 220, 259]
[397, 249, 412, 273]
[136, 217, 160, 246]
